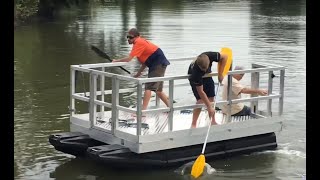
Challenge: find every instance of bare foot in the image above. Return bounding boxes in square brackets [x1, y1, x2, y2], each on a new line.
[191, 124, 197, 128]
[211, 120, 218, 125]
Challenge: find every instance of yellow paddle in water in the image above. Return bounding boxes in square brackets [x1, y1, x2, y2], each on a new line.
[191, 47, 233, 178]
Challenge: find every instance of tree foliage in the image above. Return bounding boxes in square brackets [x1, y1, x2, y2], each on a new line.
[15, 0, 40, 22]
[14, 0, 88, 24]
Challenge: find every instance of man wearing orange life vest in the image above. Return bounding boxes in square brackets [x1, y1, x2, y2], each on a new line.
[113, 28, 170, 110]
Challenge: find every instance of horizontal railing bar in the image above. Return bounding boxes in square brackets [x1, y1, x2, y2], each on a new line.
[74, 92, 90, 96]
[71, 66, 91, 73]
[73, 92, 280, 110]
[117, 105, 137, 113]
[226, 67, 284, 75]
[72, 66, 284, 85]
[72, 65, 137, 82]
[71, 62, 129, 68]
[168, 57, 196, 62]
[142, 107, 171, 114]
[251, 113, 267, 119]
[72, 63, 284, 77]
[252, 63, 284, 68]
[137, 75, 188, 83]
[72, 94, 89, 102]
[137, 67, 284, 83]
[172, 104, 206, 111]
[103, 88, 136, 95]
[218, 94, 281, 105]
[203, 67, 285, 78]
[94, 100, 112, 108]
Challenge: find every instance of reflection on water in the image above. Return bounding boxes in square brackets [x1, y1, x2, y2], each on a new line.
[50, 153, 282, 180]
[14, 0, 305, 179]
[51, 158, 183, 180]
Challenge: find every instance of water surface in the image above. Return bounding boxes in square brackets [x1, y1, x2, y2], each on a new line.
[14, 0, 306, 179]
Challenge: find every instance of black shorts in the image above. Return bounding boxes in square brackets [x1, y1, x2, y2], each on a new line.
[232, 105, 252, 116]
[190, 77, 215, 100]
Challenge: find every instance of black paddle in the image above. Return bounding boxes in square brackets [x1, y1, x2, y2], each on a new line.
[90, 45, 131, 74]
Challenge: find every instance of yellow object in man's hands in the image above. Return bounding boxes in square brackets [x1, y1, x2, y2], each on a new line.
[218, 47, 233, 78]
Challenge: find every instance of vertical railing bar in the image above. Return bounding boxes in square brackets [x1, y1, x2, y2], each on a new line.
[279, 69, 285, 116]
[267, 71, 273, 116]
[169, 80, 174, 131]
[100, 67, 105, 120]
[227, 74, 232, 123]
[111, 75, 119, 135]
[70, 67, 75, 116]
[251, 64, 260, 114]
[93, 74, 97, 127]
[89, 72, 97, 128]
[156, 94, 160, 107]
[136, 83, 143, 136]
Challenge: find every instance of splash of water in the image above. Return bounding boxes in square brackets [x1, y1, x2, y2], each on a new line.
[174, 161, 216, 177]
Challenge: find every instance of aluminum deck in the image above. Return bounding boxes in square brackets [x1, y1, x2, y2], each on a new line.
[73, 109, 254, 136]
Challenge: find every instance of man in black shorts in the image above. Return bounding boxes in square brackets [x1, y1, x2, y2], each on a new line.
[188, 51, 228, 128]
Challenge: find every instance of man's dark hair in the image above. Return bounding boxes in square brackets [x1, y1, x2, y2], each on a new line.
[128, 28, 140, 37]
[196, 54, 209, 71]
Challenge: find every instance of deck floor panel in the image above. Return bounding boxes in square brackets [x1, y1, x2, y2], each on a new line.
[93, 110, 254, 135]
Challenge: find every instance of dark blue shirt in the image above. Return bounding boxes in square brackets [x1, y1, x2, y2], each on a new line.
[188, 51, 221, 86]
[145, 48, 170, 71]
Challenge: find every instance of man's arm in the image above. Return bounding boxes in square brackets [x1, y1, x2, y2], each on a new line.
[113, 56, 134, 62]
[134, 64, 146, 78]
[240, 88, 268, 96]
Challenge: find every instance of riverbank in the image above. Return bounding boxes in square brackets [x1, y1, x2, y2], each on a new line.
[14, 0, 89, 27]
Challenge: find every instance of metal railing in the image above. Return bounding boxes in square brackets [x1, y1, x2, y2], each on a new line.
[69, 59, 285, 136]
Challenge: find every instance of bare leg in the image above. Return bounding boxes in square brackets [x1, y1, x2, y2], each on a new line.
[156, 91, 170, 107]
[142, 90, 152, 110]
[191, 108, 202, 128]
[191, 99, 204, 128]
[211, 116, 217, 125]
[209, 97, 217, 125]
